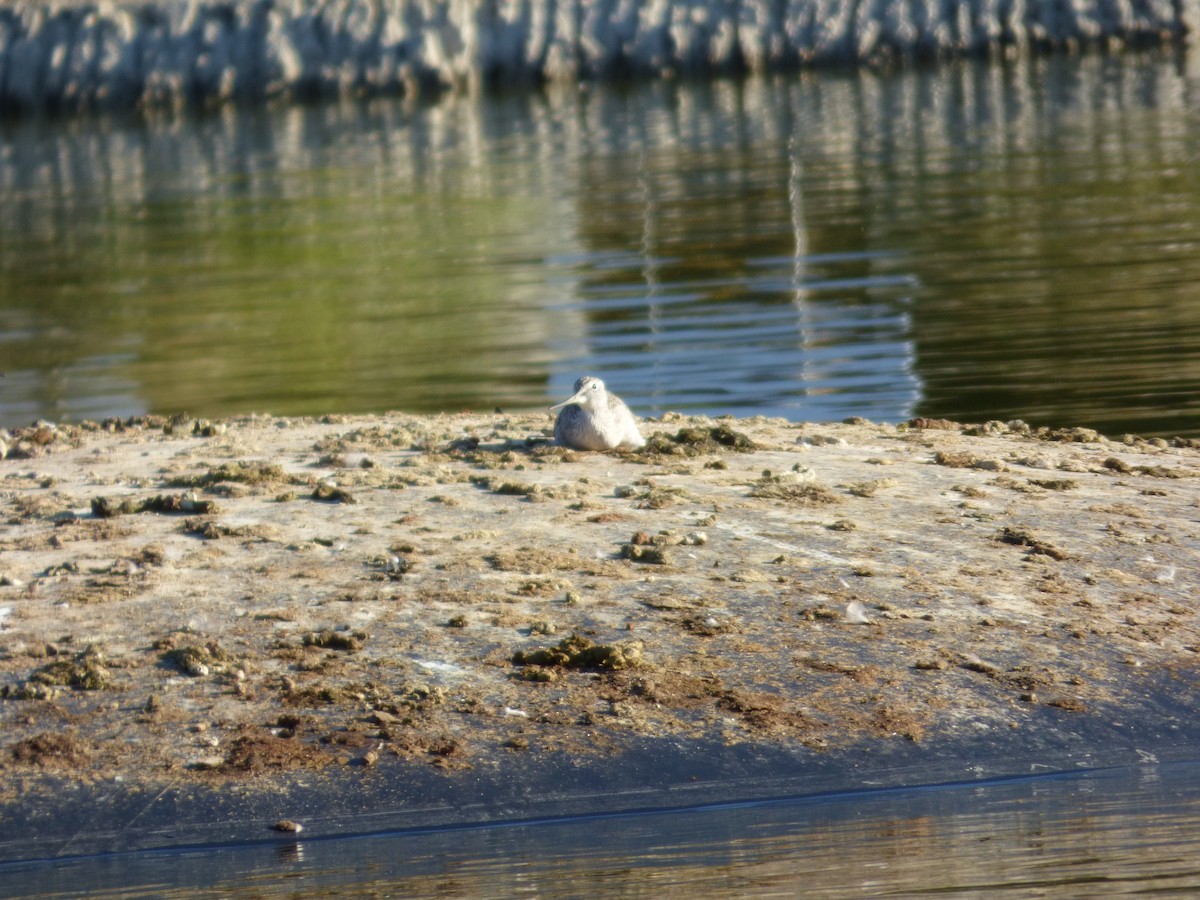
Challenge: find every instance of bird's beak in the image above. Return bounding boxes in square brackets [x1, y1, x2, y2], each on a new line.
[550, 387, 588, 412]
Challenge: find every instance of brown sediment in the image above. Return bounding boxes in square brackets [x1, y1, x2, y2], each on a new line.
[0, 411, 1198, 827]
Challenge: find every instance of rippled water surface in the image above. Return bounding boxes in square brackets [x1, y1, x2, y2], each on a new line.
[5, 762, 1200, 898]
[3, 52, 1200, 435]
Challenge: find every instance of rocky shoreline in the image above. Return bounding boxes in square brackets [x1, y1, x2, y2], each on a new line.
[1, 410, 1199, 859]
[0, 0, 1194, 114]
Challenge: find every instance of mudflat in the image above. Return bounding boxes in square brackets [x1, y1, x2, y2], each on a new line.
[1, 411, 1198, 859]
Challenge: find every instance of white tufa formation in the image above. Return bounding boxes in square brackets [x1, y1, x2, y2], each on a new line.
[0, 0, 1192, 114]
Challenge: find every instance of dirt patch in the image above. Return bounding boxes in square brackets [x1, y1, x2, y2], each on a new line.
[487, 548, 587, 574]
[751, 478, 842, 505]
[718, 689, 820, 736]
[220, 733, 336, 773]
[8, 732, 91, 768]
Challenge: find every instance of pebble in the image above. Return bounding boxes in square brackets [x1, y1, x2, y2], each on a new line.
[189, 755, 226, 771]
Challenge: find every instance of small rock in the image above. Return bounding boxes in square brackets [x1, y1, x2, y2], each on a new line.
[621, 544, 670, 564]
[913, 658, 947, 671]
[189, 755, 226, 770]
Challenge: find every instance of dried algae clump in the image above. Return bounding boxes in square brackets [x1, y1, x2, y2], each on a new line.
[302, 630, 368, 652]
[486, 548, 581, 574]
[471, 475, 588, 502]
[485, 479, 540, 497]
[221, 735, 334, 773]
[89, 497, 139, 518]
[92, 493, 221, 517]
[1036, 426, 1106, 443]
[1028, 478, 1079, 491]
[168, 461, 289, 489]
[751, 472, 841, 505]
[639, 425, 757, 458]
[29, 649, 111, 691]
[9, 733, 91, 768]
[512, 634, 643, 671]
[311, 484, 357, 504]
[905, 417, 963, 431]
[932, 450, 1005, 471]
[996, 526, 1070, 560]
[160, 640, 239, 677]
[620, 543, 671, 564]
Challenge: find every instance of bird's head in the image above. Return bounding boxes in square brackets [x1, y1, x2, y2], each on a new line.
[550, 376, 606, 412]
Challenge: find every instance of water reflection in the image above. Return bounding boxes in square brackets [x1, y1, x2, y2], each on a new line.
[1, 51, 1199, 434]
[6, 762, 1200, 897]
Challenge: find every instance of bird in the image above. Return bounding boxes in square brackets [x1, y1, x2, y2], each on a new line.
[550, 376, 645, 451]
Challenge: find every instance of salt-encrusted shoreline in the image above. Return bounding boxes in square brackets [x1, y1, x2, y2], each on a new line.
[0, 0, 1194, 114]
[1, 411, 1198, 859]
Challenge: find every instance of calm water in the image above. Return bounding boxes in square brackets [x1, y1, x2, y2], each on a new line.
[2, 51, 1200, 436]
[4, 762, 1200, 898]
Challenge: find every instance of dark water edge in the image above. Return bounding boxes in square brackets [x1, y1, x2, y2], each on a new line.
[3, 670, 1200, 863]
[4, 752, 1200, 897]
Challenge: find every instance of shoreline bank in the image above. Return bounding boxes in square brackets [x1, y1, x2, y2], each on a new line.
[1, 410, 1198, 859]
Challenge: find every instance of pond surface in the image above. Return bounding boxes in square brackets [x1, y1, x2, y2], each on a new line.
[5, 761, 1200, 897]
[3, 51, 1200, 436]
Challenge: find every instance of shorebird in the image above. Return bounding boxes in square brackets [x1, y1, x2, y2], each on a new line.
[550, 376, 645, 451]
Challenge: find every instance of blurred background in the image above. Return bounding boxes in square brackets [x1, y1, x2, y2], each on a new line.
[3, 51, 1199, 437]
